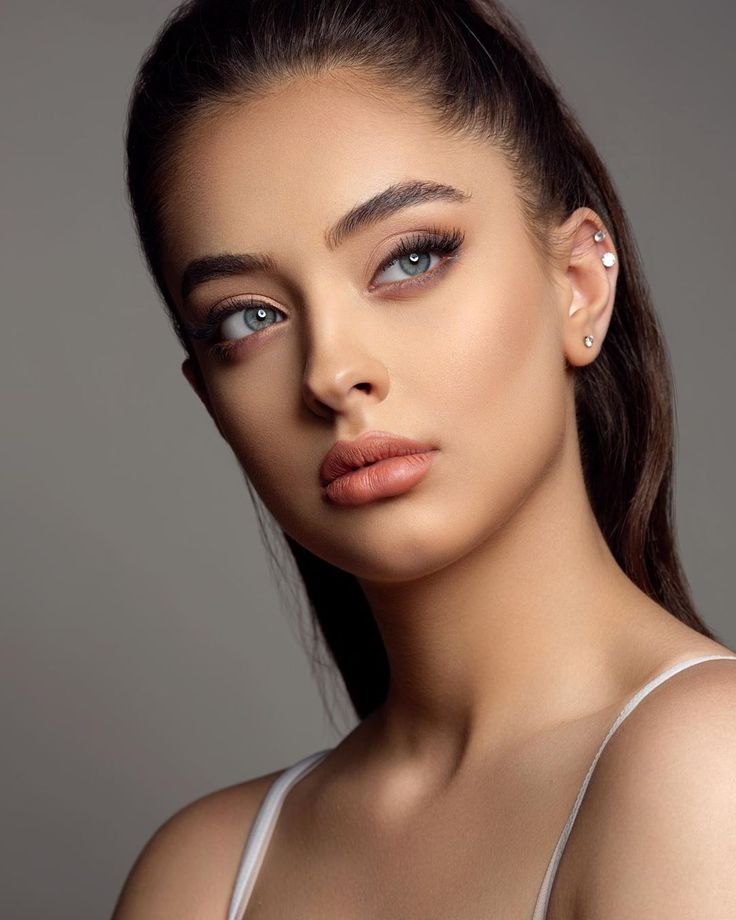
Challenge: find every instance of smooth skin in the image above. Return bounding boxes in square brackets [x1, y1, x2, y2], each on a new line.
[112, 71, 736, 919]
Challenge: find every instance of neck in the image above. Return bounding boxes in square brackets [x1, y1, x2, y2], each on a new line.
[357, 431, 670, 775]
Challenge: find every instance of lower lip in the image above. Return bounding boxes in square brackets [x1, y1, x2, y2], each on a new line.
[322, 451, 438, 507]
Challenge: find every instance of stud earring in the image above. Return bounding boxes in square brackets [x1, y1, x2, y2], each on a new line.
[583, 335, 594, 348]
[593, 229, 607, 242]
[601, 251, 616, 268]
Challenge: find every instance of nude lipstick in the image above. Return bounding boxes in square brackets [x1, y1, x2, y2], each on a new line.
[319, 430, 438, 507]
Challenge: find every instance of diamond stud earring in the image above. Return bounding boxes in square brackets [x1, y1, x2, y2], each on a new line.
[583, 335, 594, 348]
[601, 251, 616, 268]
[593, 229, 607, 242]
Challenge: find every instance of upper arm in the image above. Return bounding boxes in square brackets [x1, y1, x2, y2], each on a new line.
[111, 773, 278, 920]
[575, 662, 736, 919]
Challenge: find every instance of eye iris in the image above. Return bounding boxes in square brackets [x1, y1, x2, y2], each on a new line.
[399, 251, 430, 276]
[246, 305, 275, 330]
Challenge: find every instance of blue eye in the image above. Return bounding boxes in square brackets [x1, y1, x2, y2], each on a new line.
[183, 297, 287, 361]
[183, 225, 465, 362]
[372, 227, 465, 288]
[213, 301, 283, 341]
[376, 249, 435, 281]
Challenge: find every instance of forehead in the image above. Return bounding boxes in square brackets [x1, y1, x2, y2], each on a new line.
[161, 72, 521, 284]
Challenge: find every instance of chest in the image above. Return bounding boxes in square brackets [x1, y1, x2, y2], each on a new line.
[241, 727, 604, 920]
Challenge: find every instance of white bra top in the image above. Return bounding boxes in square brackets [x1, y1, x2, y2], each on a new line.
[227, 654, 736, 920]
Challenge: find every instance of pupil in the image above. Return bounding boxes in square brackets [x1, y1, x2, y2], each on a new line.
[246, 305, 273, 331]
[400, 250, 430, 276]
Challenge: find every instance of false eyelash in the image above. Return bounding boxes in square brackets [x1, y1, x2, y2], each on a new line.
[374, 225, 466, 279]
[183, 294, 267, 342]
[184, 225, 466, 360]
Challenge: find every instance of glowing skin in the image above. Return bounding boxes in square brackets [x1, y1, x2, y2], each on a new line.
[154, 71, 731, 913]
[166, 69, 726, 751]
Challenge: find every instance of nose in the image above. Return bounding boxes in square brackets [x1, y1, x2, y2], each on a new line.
[300, 303, 390, 419]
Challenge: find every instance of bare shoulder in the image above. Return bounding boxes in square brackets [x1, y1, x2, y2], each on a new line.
[573, 656, 736, 919]
[111, 768, 281, 919]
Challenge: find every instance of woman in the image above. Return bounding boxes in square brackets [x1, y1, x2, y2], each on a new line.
[113, 0, 736, 917]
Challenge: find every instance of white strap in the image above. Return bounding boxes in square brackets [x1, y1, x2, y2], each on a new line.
[531, 654, 736, 919]
[227, 748, 332, 920]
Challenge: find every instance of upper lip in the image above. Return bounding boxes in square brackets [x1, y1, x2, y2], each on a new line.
[319, 430, 436, 486]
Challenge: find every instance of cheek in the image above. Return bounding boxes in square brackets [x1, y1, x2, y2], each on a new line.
[427, 257, 563, 437]
[419, 263, 568, 536]
[202, 357, 341, 547]
[207, 371, 302, 504]
[194, 259, 569, 579]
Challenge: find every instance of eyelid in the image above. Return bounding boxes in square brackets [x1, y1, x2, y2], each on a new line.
[368, 225, 465, 290]
[182, 225, 465, 351]
[182, 294, 281, 340]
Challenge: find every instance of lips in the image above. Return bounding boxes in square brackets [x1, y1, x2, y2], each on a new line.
[319, 430, 437, 486]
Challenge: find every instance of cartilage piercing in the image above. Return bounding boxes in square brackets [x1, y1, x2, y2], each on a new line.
[593, 229, 607, 242]
[601, 251, 616, 268]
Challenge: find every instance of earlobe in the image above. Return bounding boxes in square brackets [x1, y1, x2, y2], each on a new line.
[559, 208, 618, 368]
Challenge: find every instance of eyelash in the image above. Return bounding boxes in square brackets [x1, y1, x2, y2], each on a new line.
[183, 225, 465, 362]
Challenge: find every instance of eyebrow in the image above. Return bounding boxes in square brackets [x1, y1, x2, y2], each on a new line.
[179, 179, 471, 302]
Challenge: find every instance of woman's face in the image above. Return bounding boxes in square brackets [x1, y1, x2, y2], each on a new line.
[162, 72, 590, 582]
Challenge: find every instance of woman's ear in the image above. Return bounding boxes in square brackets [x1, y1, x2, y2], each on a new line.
[181, 356, 224, 437]
[554, 207, 618, 368]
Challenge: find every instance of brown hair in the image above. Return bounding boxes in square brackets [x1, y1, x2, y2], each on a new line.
[125, 0, 721, 727]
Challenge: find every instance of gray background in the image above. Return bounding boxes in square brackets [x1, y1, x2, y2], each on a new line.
[2, 1, 733, 918]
